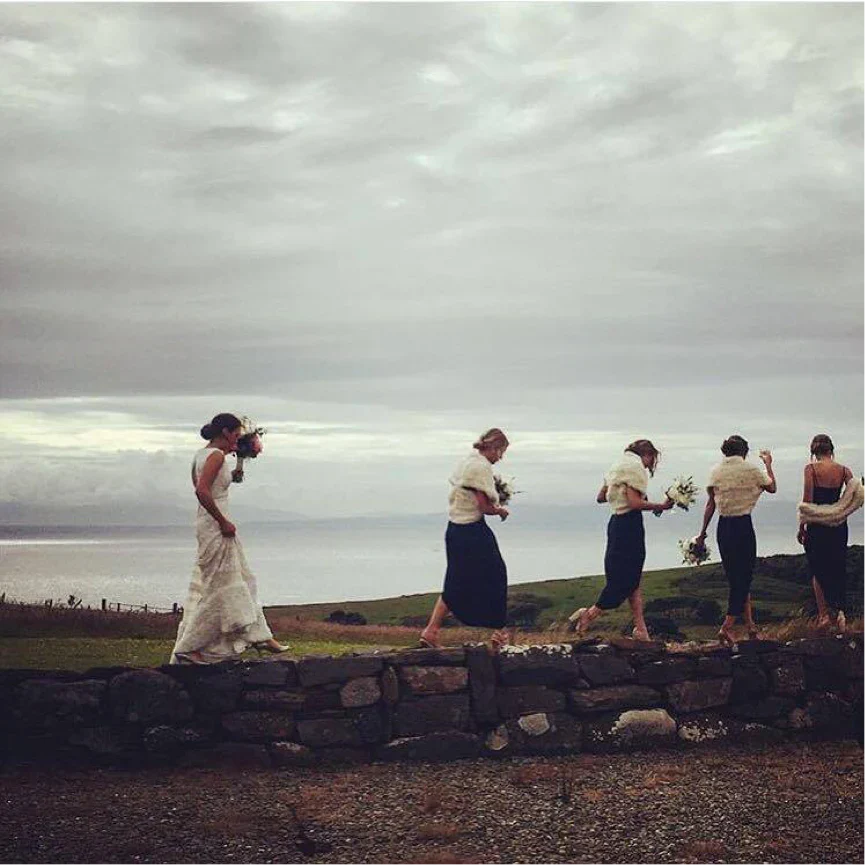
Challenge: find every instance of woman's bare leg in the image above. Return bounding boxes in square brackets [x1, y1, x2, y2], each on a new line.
[744, 595, 758, 636]
[629, 587, 649, 640]
[812, 577, 831, 627]
[420, 597, 449, 647]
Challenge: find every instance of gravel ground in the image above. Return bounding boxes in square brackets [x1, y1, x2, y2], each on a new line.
[0, 741, 861, 864]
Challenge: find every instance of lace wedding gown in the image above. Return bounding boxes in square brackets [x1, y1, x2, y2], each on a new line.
[170, 447, 273, 663]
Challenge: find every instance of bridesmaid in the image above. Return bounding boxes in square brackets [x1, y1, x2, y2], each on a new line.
[420, 428, 511, 650]
[798, 434, 853, 630]
[171, 413, 288, 664]
[694, 435, 776, 645]
[568, 440, 674, 641]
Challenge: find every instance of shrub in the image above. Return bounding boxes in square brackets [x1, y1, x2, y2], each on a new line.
[325, 610, 367, 626]
[693, 599, 723, 625]
[506, 593, 553, 628]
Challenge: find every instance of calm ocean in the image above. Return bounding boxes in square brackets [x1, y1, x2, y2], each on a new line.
[2, 502, 860, 609]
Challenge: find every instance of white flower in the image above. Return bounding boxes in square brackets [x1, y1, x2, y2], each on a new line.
[666, 475, 699, 511]
[678, 537, 711, 566]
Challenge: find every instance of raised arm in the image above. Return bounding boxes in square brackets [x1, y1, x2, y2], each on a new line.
[759, 451, 777, 494]
[195, 451, 236, 537]
[473, 490, 509, 521]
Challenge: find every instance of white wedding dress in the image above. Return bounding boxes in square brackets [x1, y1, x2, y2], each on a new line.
[170, 447, 273, 663]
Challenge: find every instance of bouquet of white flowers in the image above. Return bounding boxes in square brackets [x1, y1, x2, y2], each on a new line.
[665, 476, 699, 511]
[494, 475, 521, 506]
[232, 416, 266, 483]
[678, 537, 711, 566]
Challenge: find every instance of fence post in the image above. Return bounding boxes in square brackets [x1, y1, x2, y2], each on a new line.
[117, 603, 121, 612]
[172, 602, 178, 614]
[101, 598, 107, 611]
[144, 604, 148, 613]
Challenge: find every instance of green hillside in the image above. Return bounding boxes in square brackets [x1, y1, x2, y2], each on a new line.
[268, 545, 863, 637]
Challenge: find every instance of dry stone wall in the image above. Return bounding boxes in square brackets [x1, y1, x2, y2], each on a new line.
[1, 636, 861, 769]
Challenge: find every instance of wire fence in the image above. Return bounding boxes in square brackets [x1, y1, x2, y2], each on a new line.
[0, 593, 182, 615]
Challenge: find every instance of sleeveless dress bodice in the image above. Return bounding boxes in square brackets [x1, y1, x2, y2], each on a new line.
[812, 485, 842, 506]
[193, 447, 232, 502]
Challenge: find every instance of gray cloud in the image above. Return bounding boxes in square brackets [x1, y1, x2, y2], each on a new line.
[0, 2, 861, 520]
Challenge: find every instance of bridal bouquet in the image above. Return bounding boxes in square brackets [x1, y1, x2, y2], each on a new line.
[665, 476, 699, 511]
[232, 417, 266, 483]
[678, 537, 711, 566]
[494, 475, 521, 506]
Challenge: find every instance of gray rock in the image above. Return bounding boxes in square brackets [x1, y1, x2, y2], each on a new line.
[636, 658, 695, 686]
[109, 670, 193, 726]
[517, 713, 551, 736]
[354, 706, 391, 744]
[243, 660, 297, 687]
[380, 667, 400, 705]
[67, 725, 133, 758]
[592, 708, 677, 751]
[297, 655, 384, 687]
[242, 689, 307, 711]
[340, 677, 382, 708]
[186, 669, 244, 715]
[842, 639, 864, 678]
[577, 653, 635, 687]
[514, 712, 581, 754]
[485, 724, 510, 753]
[297, 717, 363, 748]
[376, 731, 482, 762]
[769, 660, 806, 697]
[802, 692, 854, 733]
[666, 678, 732, 713]
[569, 685, 661, 714]
[390, 648, 467, 666]
[269, 741, 317, 768]
[466, 645, 498, 724]
[695, 654, 733, 678]
[394, 695, 471, 737]
[731, 656, 770, 703]
[142, 725, 207, 756]
[399, 666, 468, 695]
[13, 679, 106, 731]
[498, 645, 584, 686]
[787, 637, 845, 657]
[497, 685, 566, 718]
[803, 655, 849, 692]
[302, 687, 343, 712]
[222, 711, 296, 742]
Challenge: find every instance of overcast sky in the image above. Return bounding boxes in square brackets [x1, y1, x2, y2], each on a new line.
[1, 2, 862, 525]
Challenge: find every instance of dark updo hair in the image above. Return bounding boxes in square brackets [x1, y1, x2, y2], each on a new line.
[810, 434, 834, 458]
[721, 435, 749, 458]
[625, 439, 661, 476]
[200, 413, 242, 441]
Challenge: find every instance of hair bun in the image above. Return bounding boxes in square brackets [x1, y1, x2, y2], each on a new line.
[200, 423, 213, 440]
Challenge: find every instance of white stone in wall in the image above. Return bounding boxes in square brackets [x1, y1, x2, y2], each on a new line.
[517, 713, 551, 737]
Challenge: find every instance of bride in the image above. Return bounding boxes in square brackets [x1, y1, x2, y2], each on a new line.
[171, 413, 288, 664]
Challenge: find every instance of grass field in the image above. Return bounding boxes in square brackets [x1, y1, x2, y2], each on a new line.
[1, 547, 860, 671]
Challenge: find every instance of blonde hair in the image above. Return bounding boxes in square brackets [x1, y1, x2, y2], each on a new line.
[625, 439, 661, 476]
[473, 428, 509, 452]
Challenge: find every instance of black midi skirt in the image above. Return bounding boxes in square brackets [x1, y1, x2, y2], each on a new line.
[442, 518, 508, 629]
[597, 510, 646, 610]
[717, 514, 757, 617]
[805, 522, 849, 611]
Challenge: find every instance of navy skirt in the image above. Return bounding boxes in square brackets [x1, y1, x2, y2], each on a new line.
[805, 522, 848, 611]
[596, 510, 646, 610]
[442, 519, 508, 629]
[717, 514, 757, 617]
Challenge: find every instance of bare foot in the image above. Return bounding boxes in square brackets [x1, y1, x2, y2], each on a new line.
[419, 630, 441, 649]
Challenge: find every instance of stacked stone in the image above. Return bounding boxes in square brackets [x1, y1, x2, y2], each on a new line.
[1, 635, 861, 769]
